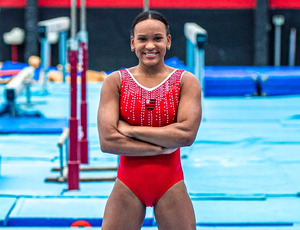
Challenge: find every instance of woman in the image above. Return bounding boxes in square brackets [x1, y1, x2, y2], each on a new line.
[98, 10, 202, 230]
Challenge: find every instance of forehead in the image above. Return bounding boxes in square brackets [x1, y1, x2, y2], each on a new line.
[134, 19, 167, 35]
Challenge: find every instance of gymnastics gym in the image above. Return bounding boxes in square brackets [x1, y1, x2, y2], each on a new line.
[0, 0, 300, 229]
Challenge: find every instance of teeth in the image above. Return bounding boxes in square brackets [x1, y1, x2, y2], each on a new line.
[146, 53, 156, 56]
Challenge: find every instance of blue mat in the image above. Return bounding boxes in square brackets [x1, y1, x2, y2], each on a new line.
[0, 117, 68, 134]
[0, 227, 298, 230]
[0, 61, 58, 81]
[0, 197, 16, 226]
[8, 197, 154, 227]
[204, 69, 258, 96]
[165, 57, 189, 71]
[107, 61, 300, 96]
[258, 70, 300, 96]
[1, 61, 29, 71]
[8, 197, 299, 227]
[192, 197, 300, 227]
[200, 66, 300, 96]
[0, 61, 29, 80]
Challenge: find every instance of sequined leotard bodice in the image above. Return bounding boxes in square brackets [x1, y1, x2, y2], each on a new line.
[117, 68, 185, 207]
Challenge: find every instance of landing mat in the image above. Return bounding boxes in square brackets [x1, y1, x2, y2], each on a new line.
[0, 117, 67, 134]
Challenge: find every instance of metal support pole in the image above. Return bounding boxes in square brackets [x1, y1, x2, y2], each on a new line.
[59, 31, 68, 83]
[196, 47, 205, 121]
[289, 28, 296, 66]
[71, 0, 77, 39]
[68, 0, 80, 191]
[80, 0, 86, 32]
[40, 36, 50, 93]
[196, 48, 205, 93]
[184, 23, 207, 120]
[273, 15, 285, 66]
[25, 83, 31, 105]
[144, 0, 149, 11]
[186, 39, 195, 73]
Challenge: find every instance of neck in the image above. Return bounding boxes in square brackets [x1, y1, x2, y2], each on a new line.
[139, 63, 166, 77]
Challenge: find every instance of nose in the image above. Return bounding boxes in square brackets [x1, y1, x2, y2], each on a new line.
[145, 41, 155, 50]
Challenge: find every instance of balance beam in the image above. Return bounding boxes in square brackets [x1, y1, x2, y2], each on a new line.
[5, 66, 34, 102]
[38, 17, 70, 34]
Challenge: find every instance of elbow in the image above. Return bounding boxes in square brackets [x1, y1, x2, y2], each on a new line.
[99, 133, 123, 154]
[182, 137, 194, 147]
[98, 127, 120, 154]
[179, 133, 196, 147]
[99, 139, 113, 153]
[100, 141, 108, 153]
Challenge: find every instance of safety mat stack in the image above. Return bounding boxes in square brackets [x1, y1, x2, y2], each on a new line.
[165, 58, 300, 97]
[256, 68, 300, 96]
[204, 68, 258, 96]
[204, 66, 300, 97]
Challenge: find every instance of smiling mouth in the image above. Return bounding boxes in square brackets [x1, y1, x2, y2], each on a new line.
[144, 52, 158, 58]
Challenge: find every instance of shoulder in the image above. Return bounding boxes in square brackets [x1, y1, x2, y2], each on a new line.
[102, 70, 121, 90]
[181, 70, 197, 80]
[180, 71, 201, 90]
[181, 71, 199, 84]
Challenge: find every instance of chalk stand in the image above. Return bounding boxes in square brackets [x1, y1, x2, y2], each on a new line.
[3, 27, 25, 63]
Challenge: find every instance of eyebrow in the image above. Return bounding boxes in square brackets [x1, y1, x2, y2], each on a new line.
[136, 33, 164, 37]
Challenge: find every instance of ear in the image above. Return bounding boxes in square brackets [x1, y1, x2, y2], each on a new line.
[130, 36, 135, 52]
[167, 34, 171, 50]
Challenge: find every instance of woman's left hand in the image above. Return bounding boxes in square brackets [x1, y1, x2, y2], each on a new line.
[118, 120, 132, 137]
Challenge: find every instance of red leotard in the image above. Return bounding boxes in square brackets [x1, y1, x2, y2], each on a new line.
[117, 68, 185, 207]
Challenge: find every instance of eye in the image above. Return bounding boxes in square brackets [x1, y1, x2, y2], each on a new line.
[154, 36, 163, 41]
[137, 37, 147, 41]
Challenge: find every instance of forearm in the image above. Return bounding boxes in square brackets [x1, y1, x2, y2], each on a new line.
[97, 73, 172, 156]
[124, 72, 202, 148]
[118, 72, 202, 148]
[126, 122, 197, 149]
[100, 129, 166, 156]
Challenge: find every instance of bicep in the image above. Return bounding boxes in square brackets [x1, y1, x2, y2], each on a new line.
[97, 73, 120, 139]
[177, 72, 202, 133]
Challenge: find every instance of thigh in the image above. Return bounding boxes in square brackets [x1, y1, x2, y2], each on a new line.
[154, 181, 196, 230]
[102, 179, 146, 230]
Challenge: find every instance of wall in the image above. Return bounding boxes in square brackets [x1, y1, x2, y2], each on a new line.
[0, 0, 299, 71]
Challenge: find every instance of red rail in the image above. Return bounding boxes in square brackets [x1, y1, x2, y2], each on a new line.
[68, 47, 80, 190]
[79, 41, 88, 164]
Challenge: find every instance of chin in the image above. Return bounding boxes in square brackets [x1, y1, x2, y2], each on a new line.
[142, 58, 162, 66]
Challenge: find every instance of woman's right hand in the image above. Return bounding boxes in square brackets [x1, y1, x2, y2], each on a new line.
[161, 147, 178, 154]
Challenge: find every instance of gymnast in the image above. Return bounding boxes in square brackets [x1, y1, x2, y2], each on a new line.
[97, 10, 202, 230]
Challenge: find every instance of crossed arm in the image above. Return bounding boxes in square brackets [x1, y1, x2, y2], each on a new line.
[97, 71, 202, 156]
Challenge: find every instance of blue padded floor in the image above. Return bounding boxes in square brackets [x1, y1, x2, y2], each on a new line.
[192, 197, 300, 227]
[0, 227, 299, 230]
[0, 197, 16, 226]
[4, 197, 300, 227]
[0, 77, 300, 228]
[7, 197, 153, 227]
[0, 117, 68, 134]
